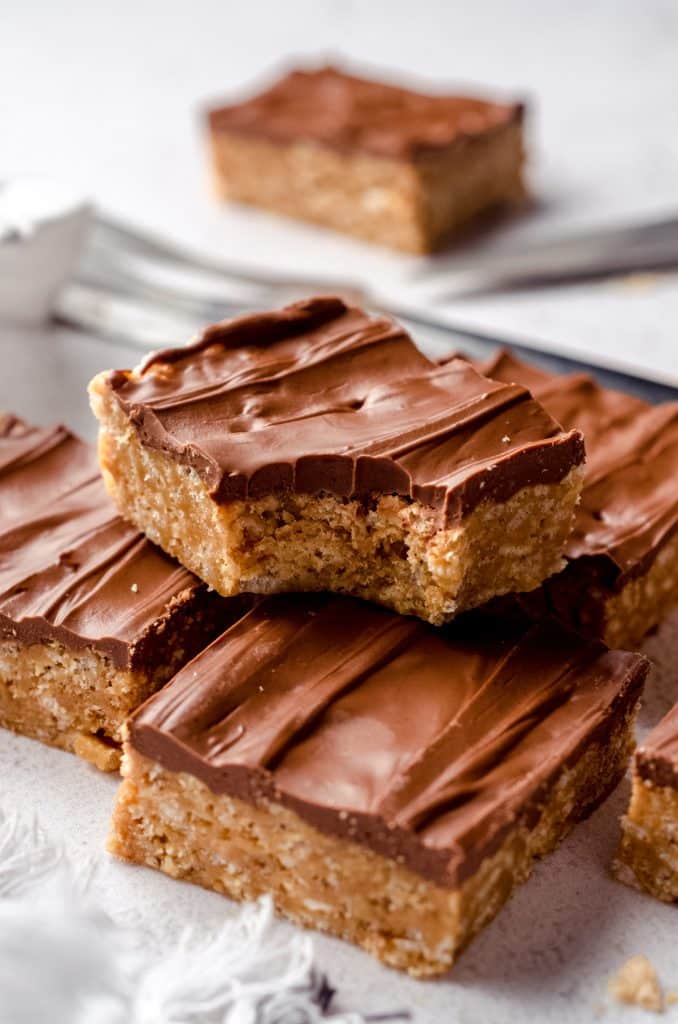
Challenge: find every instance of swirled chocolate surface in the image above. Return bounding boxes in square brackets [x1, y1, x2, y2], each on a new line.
[207, 66, 523, 160]
[104, 297, 583, 525]
[637, 704, 678, 790]
[479, 351, 678, 584]
[0, 414, 209, 668]
[130, 594, 647, 886]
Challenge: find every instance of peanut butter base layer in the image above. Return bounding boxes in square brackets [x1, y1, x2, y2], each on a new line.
[479, 350, 678, 649]
[584, 529, 678, 650]
[503, 527, 678, 651]
[0, 413, 239, 770]
[614, 775, 678, 904]
[488, 517, 678, 652]
[0, 597, 224, 772]
[91, 380, 582, 626]
[110, 701, 635, 978]
[0, 638, 152, 771]
[209, 122, 525, 254]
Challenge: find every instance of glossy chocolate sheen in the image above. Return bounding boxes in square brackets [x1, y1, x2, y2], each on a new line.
[636, 704, 678, 790]
[0, 414, 206, 668]
[106, 297, 583, 524]
[208, 66, 523, 160]
[130, 594, 647, 887]
[479, 351, 678, 584]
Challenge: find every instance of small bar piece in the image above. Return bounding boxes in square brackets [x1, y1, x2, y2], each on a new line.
[207, 66, 525, 252]
[0, 414, 236, 771]
[109, 595, 648, 977]
[90, 298, 585, 626]
[478, 351, 678, 648]
[614, 705, 678, 903]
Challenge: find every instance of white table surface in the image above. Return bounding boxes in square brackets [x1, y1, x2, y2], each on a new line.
[1, 1, 678, 1020]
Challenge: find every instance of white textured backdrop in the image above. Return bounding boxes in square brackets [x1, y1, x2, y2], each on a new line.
[3, 0, 678, 379]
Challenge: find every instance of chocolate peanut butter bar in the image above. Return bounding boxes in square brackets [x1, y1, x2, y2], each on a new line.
[89, 297, 585, 626]
[109, 595, 648, 977]
[614, 705, 678, 903]
[207, 66, 525, 252]
[478, 351, 678, 648]
[0, 414, 239, 771]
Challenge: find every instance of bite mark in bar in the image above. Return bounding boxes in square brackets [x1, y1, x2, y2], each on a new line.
[89, 297, 585, 626]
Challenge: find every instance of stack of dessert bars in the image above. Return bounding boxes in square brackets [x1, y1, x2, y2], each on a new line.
[1, 295, 676, 977]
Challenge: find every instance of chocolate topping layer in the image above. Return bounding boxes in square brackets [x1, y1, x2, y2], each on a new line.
[130, 594, 647, 887]
[106, 298, 583, 525]
[0, 414, 205, 668]
[479, 351, 678, 584]
[636, 704, 678, 790]
[208, 66, 523, 160]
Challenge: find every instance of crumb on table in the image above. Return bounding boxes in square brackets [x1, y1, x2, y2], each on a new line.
[609, 955, 664, 1013]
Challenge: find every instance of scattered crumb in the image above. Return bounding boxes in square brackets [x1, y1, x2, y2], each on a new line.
[666, 993, 678, 1006]
[502, 435, 511, 443]
[130, 582, 139, 593]
[609, 955, 664, 1013]
[617, 272, 662, 293]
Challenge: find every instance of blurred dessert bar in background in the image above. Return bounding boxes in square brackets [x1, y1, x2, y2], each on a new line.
[109, 594, 648, 976]
[89, 297, 585, 626]
[614, 703, 678, 903]
[478, 350, 678, 649]
[206, 65, 525, 252]
[0, 414, 239, 771]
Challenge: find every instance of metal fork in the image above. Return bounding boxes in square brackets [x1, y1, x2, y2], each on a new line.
[55, 213, 365, 348]
[54, 208, 678, 354]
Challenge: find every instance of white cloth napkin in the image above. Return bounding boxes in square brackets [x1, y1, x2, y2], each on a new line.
[0, 809, 371, 1024]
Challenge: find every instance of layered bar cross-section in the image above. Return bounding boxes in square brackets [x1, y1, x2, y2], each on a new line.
[207, 66, 526, 253]
[478, 350, 678, 648]
[109, 594, 648, 976]
[614, 704, 678, 903]
[89, 297, 585, 626]
[0, 414, 238, 770]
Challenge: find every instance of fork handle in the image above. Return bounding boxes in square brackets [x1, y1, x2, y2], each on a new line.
[427, 214, 678, 298]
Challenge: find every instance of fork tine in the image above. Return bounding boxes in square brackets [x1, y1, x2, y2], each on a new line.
[55, 280, 198, 350]
[94, 212, 365, 300]
[81, 244, 255, 322]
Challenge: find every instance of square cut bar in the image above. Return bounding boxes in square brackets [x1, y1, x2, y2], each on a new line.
[613, 704, 678, 903]
[0, 414, 241, 771]
[207, 66, 525, 253]
[109, 594, 648, 977]
[477, 351, 678, 648]
[89, 297, 585, 626]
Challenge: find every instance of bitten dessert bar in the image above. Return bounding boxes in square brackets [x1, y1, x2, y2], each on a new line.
[89, 297, 585, 626]
[614, 704, 678, 903]
[478, 351, 678, 648]
[207, 66, 525, 252]
[0, 414, 237, 771]
[109, 595, 648, 977]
